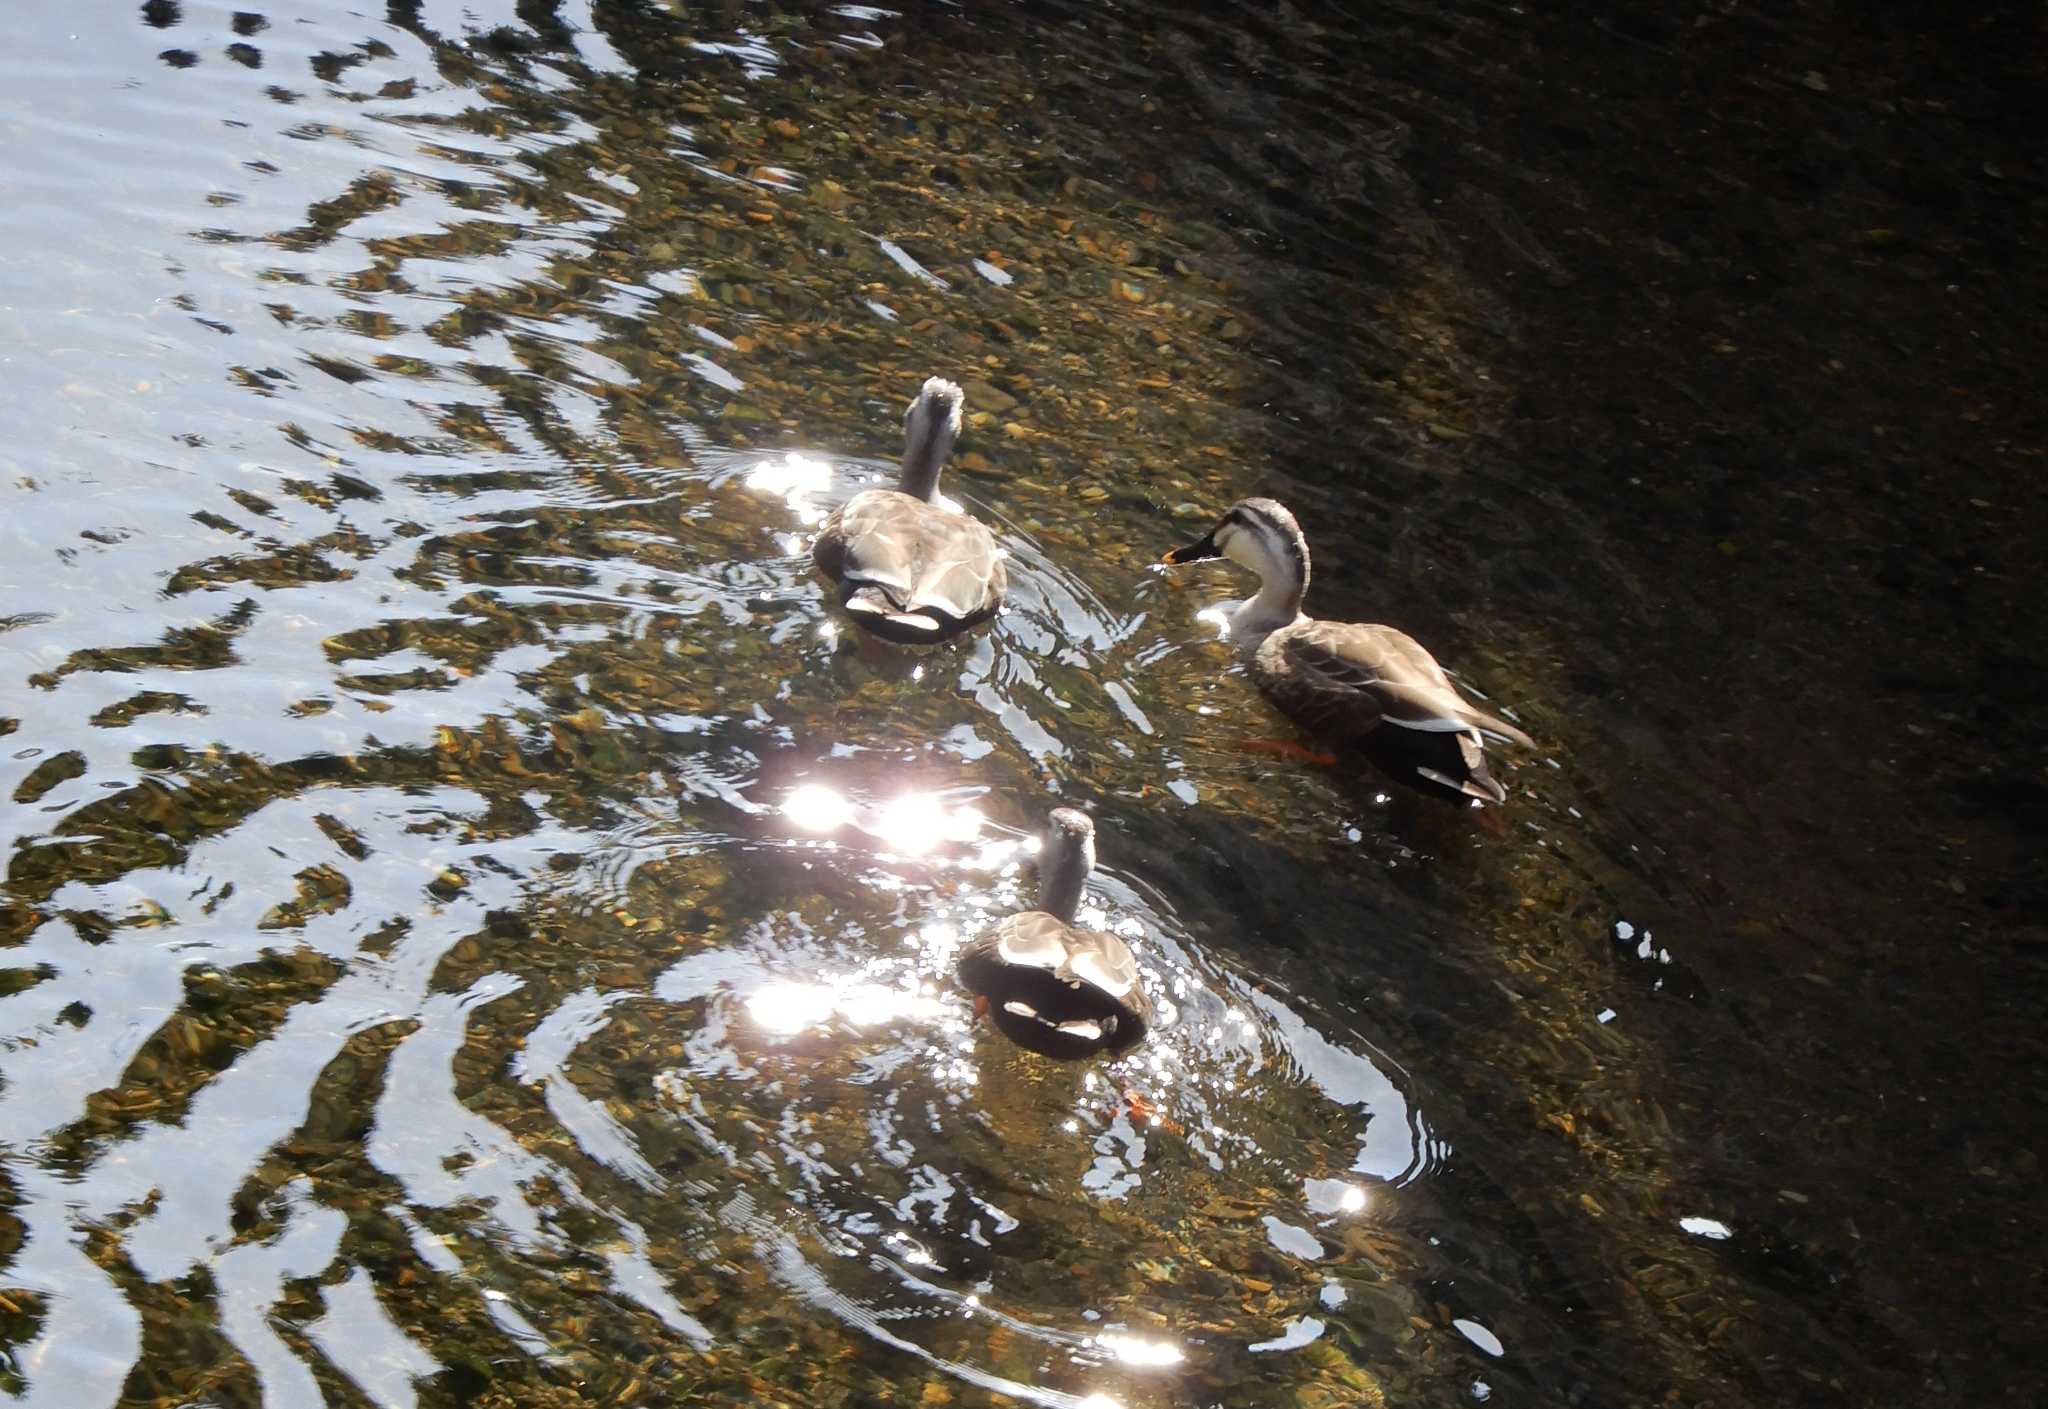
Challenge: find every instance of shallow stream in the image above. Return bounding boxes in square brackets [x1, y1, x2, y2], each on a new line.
[4, 2, 2043, 1407]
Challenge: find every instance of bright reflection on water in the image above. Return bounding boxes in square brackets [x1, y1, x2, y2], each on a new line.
[783, 781, 861, 832]
[743, 451, 836, 525]
[1194, 600, 1241, 641]
[746, 978, 947, 1035]
[874, 792, 988, 854]
[1095, 1333, 1187, 1367]
[781, 781, 992, 856]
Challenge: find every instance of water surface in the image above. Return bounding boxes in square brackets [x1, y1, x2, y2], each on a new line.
[3, 1, 2042, 1407]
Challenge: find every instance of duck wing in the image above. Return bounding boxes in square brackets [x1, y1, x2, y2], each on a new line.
[815, 490, 1005, 639]
[1254, 620, 1534, 747]
[988, 911, 1075, 971]
[958, 914, 1150, 1057]
[972, 914, 1139, 999]
[1059, 928, 1145, 1007]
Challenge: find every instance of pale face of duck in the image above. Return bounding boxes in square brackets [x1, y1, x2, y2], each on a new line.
[1219, 513, 1305, 590]
[1167, 499, 1308, 590]
[1165, 498, 1311, 636]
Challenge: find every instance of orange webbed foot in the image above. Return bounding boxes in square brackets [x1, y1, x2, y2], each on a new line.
[1240, 737, 1339, 767]
[1114, 1087, 1185, 1137]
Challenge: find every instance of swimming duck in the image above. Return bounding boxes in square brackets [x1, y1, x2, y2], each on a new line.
[956, 809, 1151, 1060]
[1163, 497, 1534, 804]
[811, 377, 1006, 644]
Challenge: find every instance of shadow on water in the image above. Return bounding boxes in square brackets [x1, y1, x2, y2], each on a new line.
[2, 0, 2044, 1407]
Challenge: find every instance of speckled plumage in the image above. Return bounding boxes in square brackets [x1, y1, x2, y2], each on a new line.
[955, 809, 1150, 1060]
[1166, 498, 1534, 803]
[811, 377, 1004, 644]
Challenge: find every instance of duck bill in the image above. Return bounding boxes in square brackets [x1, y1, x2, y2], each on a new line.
[1161, 532, 1221, 565]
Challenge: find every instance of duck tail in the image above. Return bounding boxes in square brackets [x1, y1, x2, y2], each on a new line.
[1465, 707, 1534, 750]
[1417, 732, 1511, 804]
[1103, 1009, 1150, 1055]
[844, 584, 948, 643]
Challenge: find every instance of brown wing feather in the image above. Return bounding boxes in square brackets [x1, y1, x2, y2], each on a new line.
[812, 512, 850, 580]
[989, 913, 1143, 1004]
[1252, 619, 1533, 747]
[1353, 624, 1457, 692]
[815, 489, 1004, 621]
[958, 914, 1151, 1061]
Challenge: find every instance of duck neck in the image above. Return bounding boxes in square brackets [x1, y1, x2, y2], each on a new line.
[896, 414, 952, 502]
[1231, 568, 1307, 644]
[1036, 833, 1091, 923]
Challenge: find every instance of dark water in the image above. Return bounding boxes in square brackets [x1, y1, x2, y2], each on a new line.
[3, 1, 2043, 1407]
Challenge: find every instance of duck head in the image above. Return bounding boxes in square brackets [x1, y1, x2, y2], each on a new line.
[897, 376, 964, 501]
[1163, 497, 1311, 627]
[1164, 497, 1308, 583]
[1034, 807, 1096, 923]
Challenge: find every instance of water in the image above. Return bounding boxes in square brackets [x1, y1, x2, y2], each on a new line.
[4, 1, 2043, 1407]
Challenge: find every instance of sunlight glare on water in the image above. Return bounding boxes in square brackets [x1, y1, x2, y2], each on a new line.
[745, 978, 946, 1035]
[1095, 1333, 1188, 1367]
[780, 781, 988, 856]
[874, 793, 987, 855]
[743, 450, 835, 525]
[783, 780, 861, 833]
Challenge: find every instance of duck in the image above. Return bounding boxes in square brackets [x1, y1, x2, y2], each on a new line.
[811, 377, 1006, 645]
[1162, 497, 1534, 804]
[956, 808, 1151, 1060]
